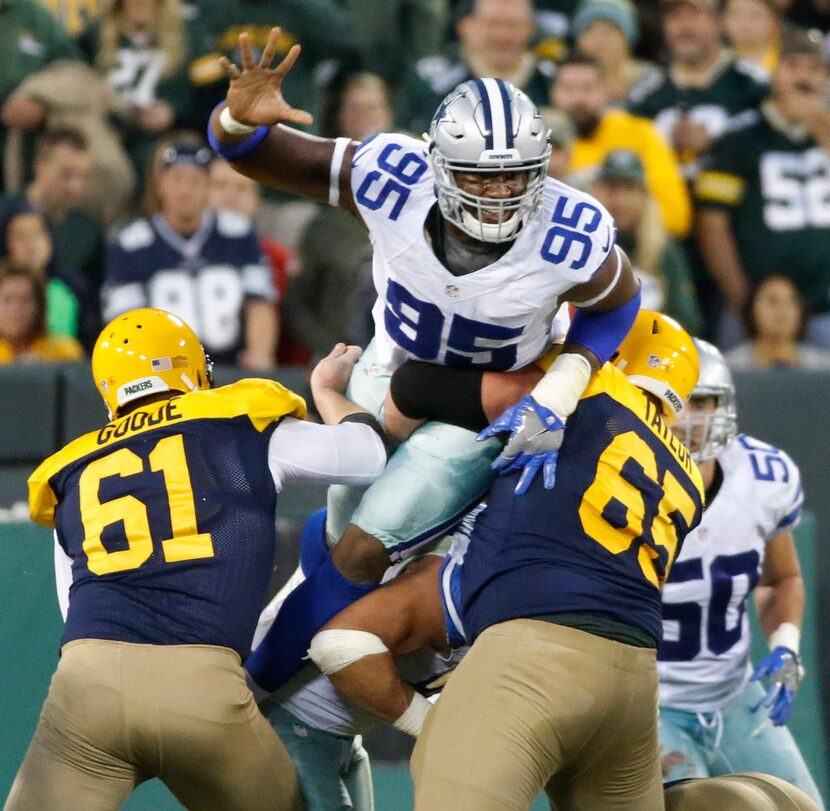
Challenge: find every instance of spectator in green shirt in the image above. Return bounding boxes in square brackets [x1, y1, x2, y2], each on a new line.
[0, 128, 103, 347]
[337, 0, 449, 83]
[78, 0, 195, 185]
[591, 149, 704, 333]
[3, 208, 81, 340]
[0, 0, 81, 192]
[187, 0, 363, 134]
[395, 0, 554, 136]
[284, 71, 393, 361]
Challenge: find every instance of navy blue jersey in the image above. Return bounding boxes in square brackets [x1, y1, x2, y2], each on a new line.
[102, 210, 274, 364]
[29, 380, 305, 658]
[460, 364, 705, 646]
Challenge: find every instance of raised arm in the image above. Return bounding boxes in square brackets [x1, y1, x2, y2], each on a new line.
[208, 27, 357, 214]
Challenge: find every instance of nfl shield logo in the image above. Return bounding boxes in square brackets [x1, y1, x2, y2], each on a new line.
[445, 284, 459, 298]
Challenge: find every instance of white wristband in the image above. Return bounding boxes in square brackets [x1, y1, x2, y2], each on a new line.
[531, 352, 592, 419]
[768, 622, 800, 654]
[393, 692, 431, 737]
[219, 106, 257, 135]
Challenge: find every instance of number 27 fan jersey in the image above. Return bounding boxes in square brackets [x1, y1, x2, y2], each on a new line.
[349, 133, 617, 372]
[658, 435, 803, 713]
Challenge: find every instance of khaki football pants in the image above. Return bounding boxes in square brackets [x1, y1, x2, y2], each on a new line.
[411, 619, 664, 811]
[664, 773, 823, 811]
[4, 640, 303, 811]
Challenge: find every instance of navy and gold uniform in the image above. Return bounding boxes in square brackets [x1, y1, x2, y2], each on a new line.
[461, 363, 704, 647]
[28, 378, 305, 659]
[411, 312, 705, 811]
[8, 309, 387, 811]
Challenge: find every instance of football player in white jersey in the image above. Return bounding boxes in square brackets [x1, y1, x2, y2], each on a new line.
[659, 339, 823, 807]
[208, 27, 642, 694]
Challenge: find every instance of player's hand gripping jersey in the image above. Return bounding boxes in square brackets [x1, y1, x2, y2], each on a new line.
[350, 132, 617, 373]
[28, 379, 307, 658]
[658, 435, 803, 712]
[459, 363, 706, 645]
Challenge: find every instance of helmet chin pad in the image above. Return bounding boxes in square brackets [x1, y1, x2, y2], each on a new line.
[459, 208, 522, 242]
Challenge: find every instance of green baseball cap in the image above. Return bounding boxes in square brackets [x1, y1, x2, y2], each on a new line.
[597, 150, 646, 185]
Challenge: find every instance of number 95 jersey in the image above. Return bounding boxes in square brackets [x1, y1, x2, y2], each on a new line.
[658, 435, 804, 713]
[350, 133, 617, 372]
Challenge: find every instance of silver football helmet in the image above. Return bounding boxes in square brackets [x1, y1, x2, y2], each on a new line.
[676, 338, 738, 463]
[428, 79, 551, 243]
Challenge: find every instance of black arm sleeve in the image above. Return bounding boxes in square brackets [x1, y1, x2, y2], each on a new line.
[339, 411, 393, 457]
[389, 361, 487, 433]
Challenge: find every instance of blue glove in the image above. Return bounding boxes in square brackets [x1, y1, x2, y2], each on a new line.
[750, 646, 802, 726]
[477, 395, 566, 496]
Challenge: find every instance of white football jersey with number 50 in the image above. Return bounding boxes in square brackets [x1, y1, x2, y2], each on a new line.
[348, 133, 617, 372]
[658, 434, 803, 713]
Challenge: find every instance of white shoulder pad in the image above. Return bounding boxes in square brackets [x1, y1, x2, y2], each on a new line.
[730, 435, 804, 538]
[734, 58, 771, 85]
[415, 55, 468, 96]
[216, 208, 253, 238]
[117, 219, 154, 252]
[727, 109, 760, 134]
[628, 68, 667, 105]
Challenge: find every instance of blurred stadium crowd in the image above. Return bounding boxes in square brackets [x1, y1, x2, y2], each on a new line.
[1, 0, 830, 375]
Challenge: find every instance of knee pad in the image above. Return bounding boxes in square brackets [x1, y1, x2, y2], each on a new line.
[308, 629, 389, 676]
[664, 773, 821, 811]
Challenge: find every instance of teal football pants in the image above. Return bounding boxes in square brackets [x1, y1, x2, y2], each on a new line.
[269, 706, 374, 811]
[659, 679, 823, 808]
[326, 341, 501, 560]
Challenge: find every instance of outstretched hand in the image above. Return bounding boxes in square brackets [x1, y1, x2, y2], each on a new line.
[219, 27, 313, 128]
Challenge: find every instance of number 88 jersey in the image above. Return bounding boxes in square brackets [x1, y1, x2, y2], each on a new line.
[350, 133, 617, 372]
[657, 434, 803, 713]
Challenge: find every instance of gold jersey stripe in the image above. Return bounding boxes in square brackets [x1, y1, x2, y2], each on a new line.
[695, 171, 745, 205]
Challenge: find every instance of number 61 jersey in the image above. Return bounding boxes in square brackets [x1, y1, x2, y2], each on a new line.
[658, 435, 804, 713]
[350, 133, 617, 372]
[27, 380, 306, 658]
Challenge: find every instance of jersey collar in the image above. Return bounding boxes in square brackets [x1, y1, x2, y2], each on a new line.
[761, 100, 811, 143]
[152, 211, 215, 260]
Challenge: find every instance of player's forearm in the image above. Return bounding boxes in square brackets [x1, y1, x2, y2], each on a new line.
[755, 577, 805, 642]
[312, 388, 367, 425]
[328, 654, 415, 723]
[209, 104, 335, 203]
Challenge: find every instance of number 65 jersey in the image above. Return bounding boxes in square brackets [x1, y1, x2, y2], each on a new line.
[349, 133, 617, 372]
[658, 435, 804, 713]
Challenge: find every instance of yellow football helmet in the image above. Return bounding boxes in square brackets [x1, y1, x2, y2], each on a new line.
[92, 308, 212, 418]
[613, 310, 700, 425]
